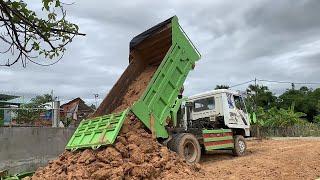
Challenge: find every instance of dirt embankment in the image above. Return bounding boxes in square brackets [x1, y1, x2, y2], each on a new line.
[32, 65, 202, 179]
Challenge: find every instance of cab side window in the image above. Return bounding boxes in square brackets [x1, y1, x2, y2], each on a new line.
[194, 98, 215, 112]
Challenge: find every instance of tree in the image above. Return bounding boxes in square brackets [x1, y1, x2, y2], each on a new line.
[29, 94, 52, 107]
[278, 87, 319, 122]
[314, 115, 320, 125]
[245, 84, 276, 113]
[0, 0, 85, 67]
[15, 94, 52, 124]
[215, 85, 229, 90]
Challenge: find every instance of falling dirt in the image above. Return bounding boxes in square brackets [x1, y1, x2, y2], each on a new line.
[31, 65, 203, 179]
[112, 65, 157, 113]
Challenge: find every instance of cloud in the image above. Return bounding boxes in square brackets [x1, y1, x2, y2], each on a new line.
[1, 0, 319, 105]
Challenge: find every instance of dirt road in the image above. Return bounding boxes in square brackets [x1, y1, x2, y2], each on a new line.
[199, 139, 320, 180]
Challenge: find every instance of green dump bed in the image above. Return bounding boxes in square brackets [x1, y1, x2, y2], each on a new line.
[66, 16, 201, 150]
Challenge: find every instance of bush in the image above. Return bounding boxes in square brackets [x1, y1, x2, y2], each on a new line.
[254, 104, 306, 128]
[314, 115, 320, 125]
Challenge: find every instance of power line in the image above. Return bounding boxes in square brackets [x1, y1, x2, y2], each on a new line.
[229, 80, 254, 88]
[229, 79, 320, 89]
[257, 79, 320, 85]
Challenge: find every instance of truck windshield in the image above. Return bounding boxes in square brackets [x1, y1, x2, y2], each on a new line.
[193, 98, 215, 112]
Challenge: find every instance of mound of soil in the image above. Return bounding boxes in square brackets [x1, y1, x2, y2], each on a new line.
[32, 65, 202, 179]
[32, 118, 201, 179]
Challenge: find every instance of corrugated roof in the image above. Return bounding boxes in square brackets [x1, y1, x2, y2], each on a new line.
[0, 94, 19, 101]
[0, 96, 30, 105]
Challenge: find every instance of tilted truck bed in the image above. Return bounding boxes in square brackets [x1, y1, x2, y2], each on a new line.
[66, 16, 201, 150]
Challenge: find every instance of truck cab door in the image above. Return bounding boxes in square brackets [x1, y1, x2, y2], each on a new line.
[223, 93, 249, 128]
[224, 93, 237, 124]
[233, 95, 250, 126]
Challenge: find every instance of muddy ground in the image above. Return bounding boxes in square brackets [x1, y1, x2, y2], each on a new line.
[200, 139, 320, 180]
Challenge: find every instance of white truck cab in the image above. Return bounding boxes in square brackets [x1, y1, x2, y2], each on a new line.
[185, 89, 250, 136]
[167, 89, 251, 164]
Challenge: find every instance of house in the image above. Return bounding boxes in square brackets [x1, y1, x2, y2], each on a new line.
[60, 98, 94, 124]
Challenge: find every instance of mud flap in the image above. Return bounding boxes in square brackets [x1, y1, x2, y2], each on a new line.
[65, 109, 129, 151]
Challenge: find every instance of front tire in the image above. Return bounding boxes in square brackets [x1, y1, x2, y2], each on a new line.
[232, 135, 246, 156]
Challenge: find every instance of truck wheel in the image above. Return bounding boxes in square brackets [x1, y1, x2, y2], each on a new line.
[232, 135, 246, 156]
[174, 133, 201, 164]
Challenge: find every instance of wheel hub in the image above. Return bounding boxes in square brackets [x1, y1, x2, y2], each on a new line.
[238, 140, 246, 153]
[183, 141, 197, 163]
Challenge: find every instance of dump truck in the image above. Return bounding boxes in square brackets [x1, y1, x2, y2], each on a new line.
[66, 16, 250, 164]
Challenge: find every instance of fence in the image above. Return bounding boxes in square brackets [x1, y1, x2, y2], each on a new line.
[0, 101, 61, 127]
[250, 124, 320, 137]
[0, 127, 75, 174]
[0, 101, 94, 128]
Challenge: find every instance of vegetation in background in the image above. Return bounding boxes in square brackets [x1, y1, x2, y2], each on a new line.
[14, 94, 52, 124]
[0, 0, 85, 67]
[245, 84, 320, 129]
[245, 84, 277, 112]
[61, 117, 72, 127]
[254, 105, 306, 127]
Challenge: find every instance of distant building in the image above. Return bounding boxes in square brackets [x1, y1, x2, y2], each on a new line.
[60, 98, 94, 125]
[0, 94, 24, 125]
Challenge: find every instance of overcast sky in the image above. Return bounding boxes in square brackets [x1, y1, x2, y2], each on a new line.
[1, 0, 320, 105]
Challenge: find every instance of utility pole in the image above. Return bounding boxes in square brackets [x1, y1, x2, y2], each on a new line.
[254, 78, 257, 112]
[51, 90, 54, 127]
[254, 78, 260, 139]
[94, 94, 99, 109]
[53, 101, 60, 127]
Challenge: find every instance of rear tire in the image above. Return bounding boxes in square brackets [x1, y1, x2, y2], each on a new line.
[168, 133, 201, 164]
[232, 135, 246, 156]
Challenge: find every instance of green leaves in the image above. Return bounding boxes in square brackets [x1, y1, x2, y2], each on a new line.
[55, 0, 60, 7]
[14, 94, 53, 124]
[42, 0, 51, 11]
[245, 84, 277, 113]
[0, 0, 84, 66]
[254, 104, 306, 128]
[32, 42, 40, 50]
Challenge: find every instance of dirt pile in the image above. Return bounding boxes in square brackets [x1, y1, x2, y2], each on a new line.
[32, 65, 202, 179]
[32, 118, 201, 179]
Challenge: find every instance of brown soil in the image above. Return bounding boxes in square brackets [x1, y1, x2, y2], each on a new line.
[112, 66, 156, 113]
[32, 118, 202, 180]
[201, 139, 320, 180]
[32, 65, 203, 179]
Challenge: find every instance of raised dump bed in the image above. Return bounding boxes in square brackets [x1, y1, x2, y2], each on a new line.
[66, 16, 201, 150]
